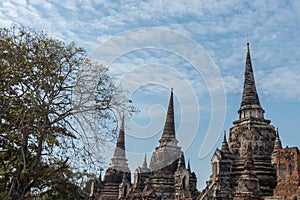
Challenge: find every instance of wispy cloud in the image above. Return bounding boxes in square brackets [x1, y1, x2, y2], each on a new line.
[257, 65, 300, 101]
[1, 0, 300, 189]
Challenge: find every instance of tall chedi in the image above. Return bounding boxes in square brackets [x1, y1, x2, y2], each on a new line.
[149, 88, 182, 171]
[109, 116, 130, 173]
[148, 89, 183, 197]
[125, 89, 198, 199]
[199, 43, 278, 200]
[229, 43, 277, 197]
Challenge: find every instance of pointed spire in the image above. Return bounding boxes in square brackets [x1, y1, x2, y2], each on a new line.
[139, 154, 150, 173]
[223, 130, 227, 143]
[162, 88, 175, 137]
[221, 131, 231, 156]
[238, 43, 265, 120]
[113, 115, 126, 158]
[274, 128, 282, 150]
[187, 159, 191, 172]
[241, 43, 261, 107]
[142, 154, 148, 169]
[150, 89, 182, 171]
[159, 88, 178, 147]
[272, 128, 282, 165]
[110, 115, 129, 172]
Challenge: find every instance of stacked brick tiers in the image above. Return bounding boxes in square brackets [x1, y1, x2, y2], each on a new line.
[90, 44, 300, 200]
[90, 90, 199, 200]
[199, 44, 278, 200]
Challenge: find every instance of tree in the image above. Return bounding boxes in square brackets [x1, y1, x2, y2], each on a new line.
[0, 25, 131, 200]
[28, 162, 88, 200]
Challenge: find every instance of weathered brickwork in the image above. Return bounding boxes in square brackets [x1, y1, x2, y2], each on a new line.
[199, 44, 278, 200]
[90, 90, 199, 200]
[89, 44, 299, 200]
[271, 147, 300, 199]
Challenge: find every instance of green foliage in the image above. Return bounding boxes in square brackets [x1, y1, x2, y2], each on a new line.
[0, 25, 131, 200]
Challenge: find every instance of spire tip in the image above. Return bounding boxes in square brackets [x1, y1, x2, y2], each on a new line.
[223, 130, 227, 143]
[159, 87, 177, 147]
[142, 154, 148, 168]
[247, 42, 250, 52]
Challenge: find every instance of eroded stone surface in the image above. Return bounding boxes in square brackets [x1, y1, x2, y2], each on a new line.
[199, 44, 277, 200]
[271, 147, 300, 199]
[89, 44, 300, 200]
[90, 90, 199, 200]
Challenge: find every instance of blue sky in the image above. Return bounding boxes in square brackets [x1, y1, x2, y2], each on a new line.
[1, 0, 300, 189]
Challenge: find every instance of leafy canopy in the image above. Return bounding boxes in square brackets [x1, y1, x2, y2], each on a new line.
[0, 25, 131, 200]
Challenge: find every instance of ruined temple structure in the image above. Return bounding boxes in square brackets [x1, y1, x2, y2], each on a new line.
[198, 43, 300, 200]
[89, 116, 131, 200]
[266, 147, 300, 200]
[90, 89, 199, 200]
[89, 43, 300, 200]
[127, 89, 199, 199]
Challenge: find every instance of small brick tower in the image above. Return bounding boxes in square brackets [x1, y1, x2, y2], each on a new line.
[90, 116, 131, 200]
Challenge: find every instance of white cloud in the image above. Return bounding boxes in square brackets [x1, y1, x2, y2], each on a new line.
[257, 66, 300, 101]
[2, 0, 300, 189]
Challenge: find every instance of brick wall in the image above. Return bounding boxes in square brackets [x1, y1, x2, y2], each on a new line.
[273, 147, 300, 198]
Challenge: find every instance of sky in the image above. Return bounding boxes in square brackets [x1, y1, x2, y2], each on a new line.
[1, 0, 300, 190]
